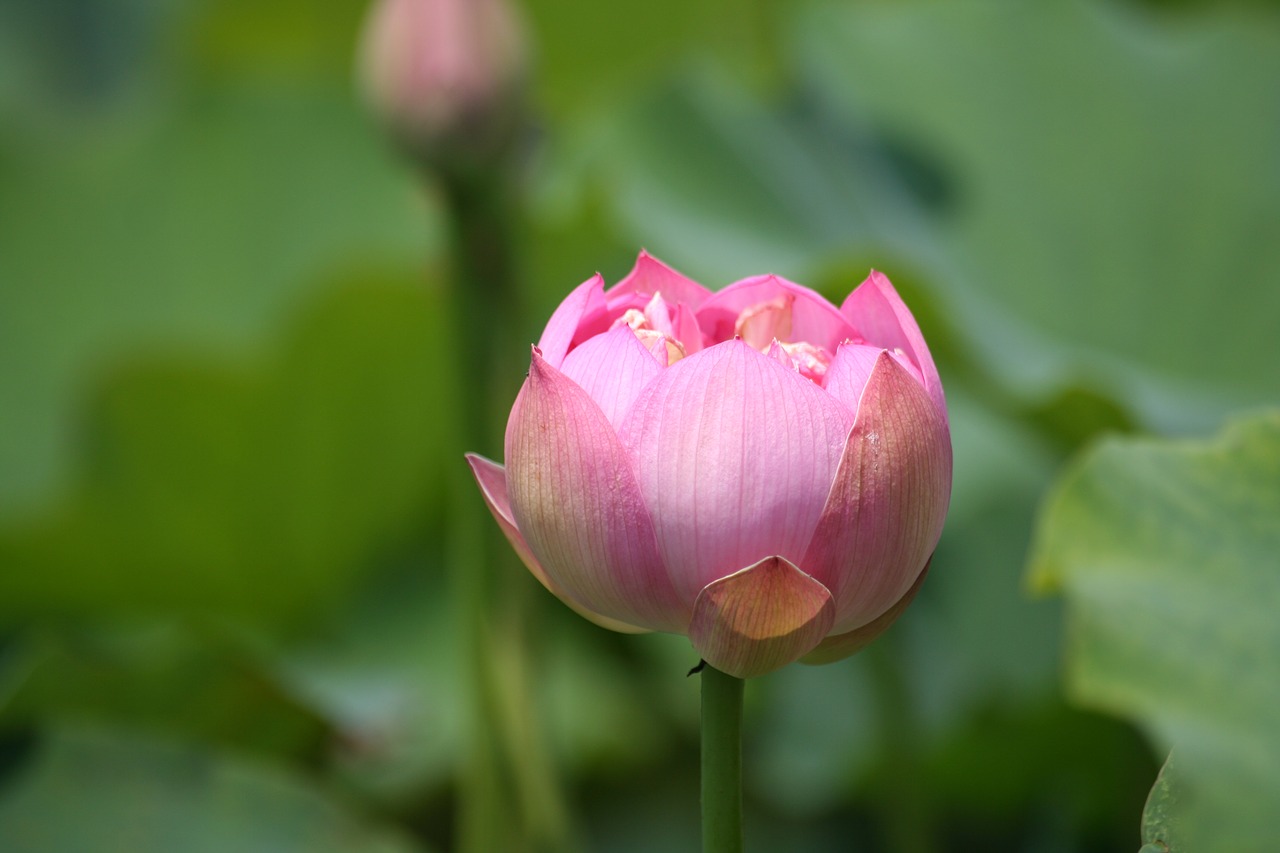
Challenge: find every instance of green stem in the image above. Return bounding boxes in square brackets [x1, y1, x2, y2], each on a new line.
[436, 162, 571, 853]
[701, 665, 745, 853]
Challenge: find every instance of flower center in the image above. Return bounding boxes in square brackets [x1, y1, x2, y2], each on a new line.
[612, 292, 687, 366]
[734, 296, 832, 383]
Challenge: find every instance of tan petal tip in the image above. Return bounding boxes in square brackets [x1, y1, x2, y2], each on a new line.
[689, 556, 835, 679]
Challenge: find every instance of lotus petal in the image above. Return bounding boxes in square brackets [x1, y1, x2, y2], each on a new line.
[840, 271, 946, 419]
[607, 250, 714, 309]
[466, 454, 649, 634]
[690, 556, 835, 678]
[697, 274, 856, 351]
[620, 340, 852, 601]
[801, 352, 951, 633]
[801, 558, 932, 664]
[559, 325, 664, 429]
[506, 348, 688, 631]
[537, 273, 608, 369]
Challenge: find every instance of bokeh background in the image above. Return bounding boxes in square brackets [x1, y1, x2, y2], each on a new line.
[1, 0, 1277, 851]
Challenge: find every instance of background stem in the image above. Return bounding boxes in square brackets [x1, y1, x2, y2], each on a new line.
[701, 665, 745, 853]
[438, 160, 572, 853]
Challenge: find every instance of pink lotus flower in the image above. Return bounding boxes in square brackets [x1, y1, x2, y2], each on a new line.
[467, 253, 951, 678]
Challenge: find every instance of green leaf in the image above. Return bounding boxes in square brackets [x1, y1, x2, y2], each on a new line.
[258, 564, 463, 803]
[0, 278, 446, 627]
[0, 727, 426, 853]
[799, 0, 1280, 427]
[526, 0, 791, 117]
[1028, 411, 1280, 851]
[1142, 752, 1189, 853]
[590, 68, 921, 284]
[0, 84, 429, 519]
[0, 624, 325, 760]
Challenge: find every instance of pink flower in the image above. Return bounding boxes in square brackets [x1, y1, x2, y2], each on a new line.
[467, 253, 951, 678]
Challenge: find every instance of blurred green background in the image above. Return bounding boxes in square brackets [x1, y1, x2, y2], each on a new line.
[1, 0, 1277, 850]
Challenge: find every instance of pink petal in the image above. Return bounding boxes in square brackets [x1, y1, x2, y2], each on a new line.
[689, 556, 835, 679]
[641, 292, 675, 337]
[735, 294, 794, 350]
[673, 302, 706, 354]
[822, 342, 918, 413]
[696, 274, 856, 351]
[607, 250, 714, 309]
[506, 348, 688, 632]
[840, 271, 946, 420]
[801, 558, 931, 664]
[767, 339, 834, 384]
[537, 273, 609, 369]
[619, 340, 853, 602]
[821, 342, 883, 412]
[602, 292, 647, 327]
[559, 326, 664, 430]
[801, 352, 952, 633]
[465, 454, 649, 634]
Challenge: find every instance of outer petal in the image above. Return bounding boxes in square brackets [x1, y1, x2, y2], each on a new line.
[465, 454, 649, 634]
[506, 348, 688, 632]
[840, 271, 946, 420]
[690, 556, 835, 679]
[537, 273, 608, 369]
[606, 250, 714, 309]
[801, 352, 951, 633]
[696, 274, 856, 351]
[559, 326, 663, 430]
[800, 558, 931, 664]
[619, 340, 853, 602]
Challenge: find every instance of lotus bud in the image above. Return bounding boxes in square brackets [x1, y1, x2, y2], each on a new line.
[357, 0, 527, 167]
[467, 252, 952, 678]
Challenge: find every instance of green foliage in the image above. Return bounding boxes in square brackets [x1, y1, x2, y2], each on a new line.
[0, 85, 429, 517]
[1, 0, 1275, 849]
[0, 727, 426, 853]
[0, 279, 446, 626]
[798, 0, 1280, 427]
[1141, 754, 1188, 853]
[1030, 412, 1280, 851]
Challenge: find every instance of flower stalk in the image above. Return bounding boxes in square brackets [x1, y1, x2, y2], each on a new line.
[440, 164, 572, 853]
[701, 664, 745, 853]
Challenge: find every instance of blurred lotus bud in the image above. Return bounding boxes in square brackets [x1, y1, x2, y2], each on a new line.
[357, 0, 527, 167]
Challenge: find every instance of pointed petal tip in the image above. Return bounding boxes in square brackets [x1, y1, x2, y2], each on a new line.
[466, 453, 509, 515]
[465, 451, 500, 481]
[689, 556, 835, 679]
[612, 250, 712, 308]
[852, 268, 896, 298]
[527, 343, 550, 374]
[630, 249, 680, 276]
[839, 269, 946, 420]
